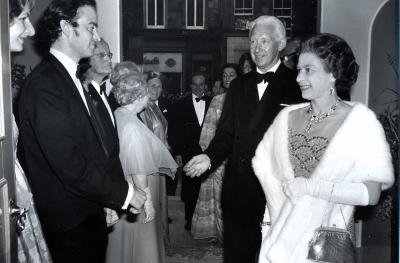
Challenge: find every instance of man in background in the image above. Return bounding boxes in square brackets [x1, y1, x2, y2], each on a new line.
[169, 72, 211, 231]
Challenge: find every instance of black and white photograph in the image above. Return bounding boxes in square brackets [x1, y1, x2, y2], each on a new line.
[0, 0, 398, 262]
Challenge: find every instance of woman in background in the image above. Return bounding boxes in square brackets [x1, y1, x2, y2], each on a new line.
[106, 73, 177, 263]
[191, 63, 239, 243]
[252, 33, 394, 263]
[139, 71, 170, 244]
[238, 52, 255, 76]
[221, 63, 239, 93]
[9, 0, 52, 261]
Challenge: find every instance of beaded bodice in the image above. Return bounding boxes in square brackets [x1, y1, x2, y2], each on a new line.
[288, 128, 329, 178]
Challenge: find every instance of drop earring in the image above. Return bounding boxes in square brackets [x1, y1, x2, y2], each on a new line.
[329, 86, 335, 95]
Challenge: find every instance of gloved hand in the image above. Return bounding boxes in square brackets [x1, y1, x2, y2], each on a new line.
[282, 177, 369, 206]
[143, 187, 156, 223]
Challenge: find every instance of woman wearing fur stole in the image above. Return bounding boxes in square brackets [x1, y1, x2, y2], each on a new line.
[252, 33, 394, 263]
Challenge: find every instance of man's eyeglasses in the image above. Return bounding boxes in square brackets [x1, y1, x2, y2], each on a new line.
[94, 52, 113, 59]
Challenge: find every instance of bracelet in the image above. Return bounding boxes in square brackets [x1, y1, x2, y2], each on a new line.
[260, 221, 271, 227]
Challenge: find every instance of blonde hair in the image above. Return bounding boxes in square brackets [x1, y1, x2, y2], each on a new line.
[113, 73, 148, 106]
[110, 61, 141, 85]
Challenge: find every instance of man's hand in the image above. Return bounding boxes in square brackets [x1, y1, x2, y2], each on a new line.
[183, 154, 211, 178]
[129, 185, 146, 214]
[175, 155, 183, 167]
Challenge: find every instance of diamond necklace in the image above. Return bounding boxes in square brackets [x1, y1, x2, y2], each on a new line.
[304, 98, 342, 133]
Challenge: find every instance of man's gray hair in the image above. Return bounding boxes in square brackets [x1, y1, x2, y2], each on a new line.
[248, 15, 286, 41]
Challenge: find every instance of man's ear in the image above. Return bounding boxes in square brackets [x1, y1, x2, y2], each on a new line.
[60, 20, 71, 37]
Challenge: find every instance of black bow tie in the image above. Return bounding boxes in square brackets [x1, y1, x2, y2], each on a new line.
[100, 82, 106, 95]
[256, 71, 275, 84]
[195, 96, 206, 102]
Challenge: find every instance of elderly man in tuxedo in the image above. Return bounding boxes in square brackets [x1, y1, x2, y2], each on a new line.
[78, 38, 116, 153]
[18, 1, 145, 262]
[169, 72, 211, 231]
[184, 16, 304, 263]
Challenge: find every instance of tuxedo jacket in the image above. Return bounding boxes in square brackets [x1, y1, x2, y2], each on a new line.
[204, 63, 304, 212]
[18, 54, 129, 233]
[168, 94, 211, 164]
[87, 82, 120, 159]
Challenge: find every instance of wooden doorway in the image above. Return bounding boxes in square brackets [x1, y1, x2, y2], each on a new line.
[0, 0, 18, 262]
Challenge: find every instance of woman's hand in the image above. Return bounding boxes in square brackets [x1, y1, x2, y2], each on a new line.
[142, 187, 156, 223]
[282, 177, 310, 199]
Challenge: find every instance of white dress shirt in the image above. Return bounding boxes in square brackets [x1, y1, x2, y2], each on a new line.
[256, 60, 281, 100]
[192, 93, 206, 125]
[50, 48, 133, 210]
[90, 80, 115, 126]
[104, 78, 113, 96]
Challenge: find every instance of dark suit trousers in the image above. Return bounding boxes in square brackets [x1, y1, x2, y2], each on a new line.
[181, 172, 202, 223]
[44, 215, 107, 263]
[222, 204, 263, 263]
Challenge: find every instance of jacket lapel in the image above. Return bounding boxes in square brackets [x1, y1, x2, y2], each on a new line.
[48, 55, 91, 118]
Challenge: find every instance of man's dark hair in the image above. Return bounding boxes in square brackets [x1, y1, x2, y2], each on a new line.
[190, 71, 207, 82]
[35, 0, 96, 51]
[222, 63, 239, 76]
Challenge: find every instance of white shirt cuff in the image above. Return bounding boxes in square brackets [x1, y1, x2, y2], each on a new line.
[122, 183, 134, 209]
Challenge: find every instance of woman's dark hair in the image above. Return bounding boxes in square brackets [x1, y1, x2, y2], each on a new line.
[300, 33, 359, 94]
[36, 0, 96, 48]
[9, 0, 35, 23]
[238, 52, 255, 75]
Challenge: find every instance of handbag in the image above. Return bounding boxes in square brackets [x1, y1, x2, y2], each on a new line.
[307, 198, 356, 263]
[307, 225, 355, 263]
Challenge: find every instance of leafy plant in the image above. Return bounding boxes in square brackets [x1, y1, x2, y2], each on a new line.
[375, 103, 398, 221]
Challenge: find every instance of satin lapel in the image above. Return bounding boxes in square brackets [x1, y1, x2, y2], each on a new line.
[88, 84, 119, 149]
[201, 97, 211, 127]
[248, 64, 285, 132]
[90, 85, 117, 132]
[246, 72, 264, 130]
[105, 95, 119, 134]
[48, 55, 91, 118]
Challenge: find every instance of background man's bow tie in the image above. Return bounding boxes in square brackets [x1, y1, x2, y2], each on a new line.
[195, 96, 206, 102]
[100, 82, 107, 95]
[256, 71, 275, 84]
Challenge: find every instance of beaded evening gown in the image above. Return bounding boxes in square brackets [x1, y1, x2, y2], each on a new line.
[191, 94, 226, 242]
[13, 115, 52, 263]
[106, 107, 177, 263]
[288, 108, 355, 241]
